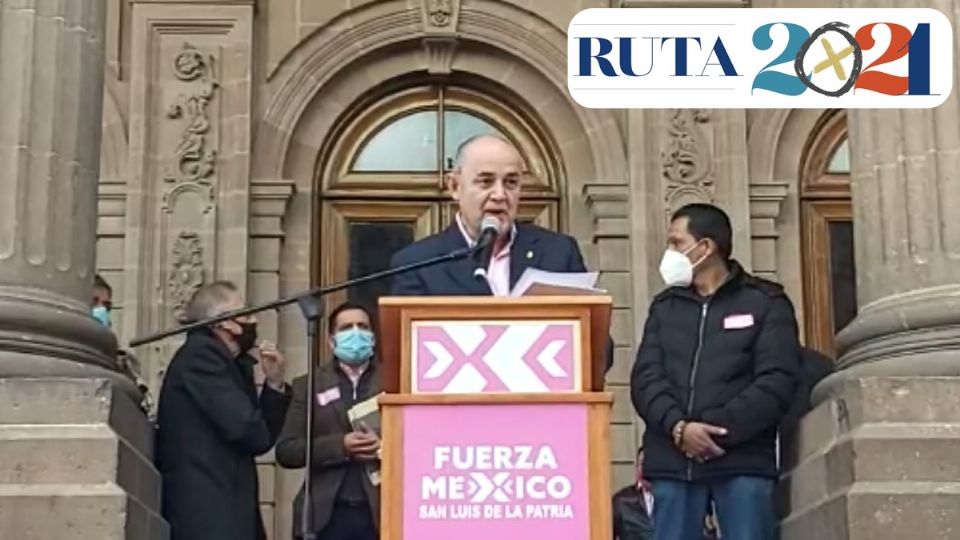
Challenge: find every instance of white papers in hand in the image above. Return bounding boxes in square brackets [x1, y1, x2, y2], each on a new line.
[509, 268, 605, 297]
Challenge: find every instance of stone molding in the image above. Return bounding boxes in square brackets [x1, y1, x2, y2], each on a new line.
[749, 183, 790, 223]
[98, 180, 130, 232]
[422, 0, 460, 32]
[748, 181, 790, 280]
[258, 0, 626, 188]
[832, 284, 960, 368]
[250, 180, 296, 238]
[422, 36, 459, 75]
[584, 184, 630, 240]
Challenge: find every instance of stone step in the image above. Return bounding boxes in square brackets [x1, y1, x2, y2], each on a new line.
[0, 378, 155, 462]
[0, 424, 161, 510]
[779, 424, 960, 516]
[781, 482, 960, 540]
[0, 378, 114, 424]
[0, 425, 118, 484]
[0, 484, 168, 540]
[0, 379, 166, 539]
[786, 377, 960, 468]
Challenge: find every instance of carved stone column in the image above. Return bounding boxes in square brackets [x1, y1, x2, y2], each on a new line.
[0, 2, 167, 538]
[790, 92, 960, 532]
[813, 81, 960, 402]
[0, 0, 128, 387]
[781, 4, 960, 538]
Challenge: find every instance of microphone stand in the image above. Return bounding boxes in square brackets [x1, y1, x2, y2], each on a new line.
[129, 243, 482, 539]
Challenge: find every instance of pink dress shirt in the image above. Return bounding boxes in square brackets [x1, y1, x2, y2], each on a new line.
[456, 214, 515, 296]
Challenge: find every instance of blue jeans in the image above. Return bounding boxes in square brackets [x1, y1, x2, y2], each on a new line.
[651, 476, 776, 540]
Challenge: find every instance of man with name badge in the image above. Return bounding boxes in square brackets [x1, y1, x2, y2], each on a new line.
[276, 302, 381, 540]
[630, 203, 800, 540]
[388, 133, 612, 372]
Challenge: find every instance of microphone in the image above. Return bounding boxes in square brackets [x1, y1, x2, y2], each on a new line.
[473, 215, 501, 280]
[126, 240, 479, 540]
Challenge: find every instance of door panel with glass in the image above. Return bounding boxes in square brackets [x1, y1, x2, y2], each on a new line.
[317, 84, 560, 314]
[800, 113, 857, 359]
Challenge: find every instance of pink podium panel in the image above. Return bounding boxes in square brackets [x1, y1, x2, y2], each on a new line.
[400, 402, 590, 539]
[410, 320, 581, 393]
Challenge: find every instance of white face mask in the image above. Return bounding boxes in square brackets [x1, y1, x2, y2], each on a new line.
[659, 242, 704, 287]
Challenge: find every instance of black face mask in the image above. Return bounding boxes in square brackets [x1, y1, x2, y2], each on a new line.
[233, 321, 258, 353]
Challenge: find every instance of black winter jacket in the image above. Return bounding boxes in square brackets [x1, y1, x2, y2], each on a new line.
[630, 261, 800, 481]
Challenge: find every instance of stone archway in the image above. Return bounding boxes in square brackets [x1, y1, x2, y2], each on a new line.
[254, 0, 629, 367]
[252, 1, 627, 537]
[254, 0, 627, 243]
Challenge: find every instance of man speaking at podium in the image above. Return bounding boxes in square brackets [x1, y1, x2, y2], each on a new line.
[390, 133, 588, 297]
[388, 134, 612, 372]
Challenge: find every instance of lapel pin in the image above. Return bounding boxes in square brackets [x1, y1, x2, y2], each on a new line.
[526, 250, 534, 259]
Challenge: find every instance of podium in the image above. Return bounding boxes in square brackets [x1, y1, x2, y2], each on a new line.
[377, 295, 614, 540]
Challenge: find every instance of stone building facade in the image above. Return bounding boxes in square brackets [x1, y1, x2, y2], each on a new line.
[1, 0, 958, 539]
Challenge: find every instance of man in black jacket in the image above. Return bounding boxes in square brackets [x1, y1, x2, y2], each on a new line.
[631, 203, 800, 540]
[156, 281, 291, 540]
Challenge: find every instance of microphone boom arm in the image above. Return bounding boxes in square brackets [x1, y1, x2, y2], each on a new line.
[130, 237, 479, 539]
[129, 244, 477, 347]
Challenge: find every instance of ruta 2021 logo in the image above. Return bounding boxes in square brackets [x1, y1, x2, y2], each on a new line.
[567, 8, 953, 109]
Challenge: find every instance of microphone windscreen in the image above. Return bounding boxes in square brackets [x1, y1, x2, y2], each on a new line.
[480, 215, 501, 234]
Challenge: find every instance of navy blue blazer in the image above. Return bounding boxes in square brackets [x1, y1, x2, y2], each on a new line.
[389, 222, 587, 296]
[388, 222, 613, 372]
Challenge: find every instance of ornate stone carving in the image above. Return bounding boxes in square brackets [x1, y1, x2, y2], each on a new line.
[161, 182, 215, 214]
[427, 0, 452, 26]
[422, 36, 458, 74]
[662, 109, 715, 210]
[168, 231, 204, 322]
[166, 43, 218, 184]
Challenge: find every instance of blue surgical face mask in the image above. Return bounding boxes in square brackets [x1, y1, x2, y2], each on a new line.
[334, 328, 374, 365]
[92, 305, 111, 327]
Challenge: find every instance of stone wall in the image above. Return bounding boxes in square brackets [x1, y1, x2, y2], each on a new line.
[91, 1, 960, 539]
[0, 379, 166, 540]
[97, 1, 632, 537]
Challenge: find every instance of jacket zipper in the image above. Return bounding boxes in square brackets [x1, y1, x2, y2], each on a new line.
[685, 301, 710, 481]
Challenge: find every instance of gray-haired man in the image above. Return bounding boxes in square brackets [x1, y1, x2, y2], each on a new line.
[155, 280, 291, 540]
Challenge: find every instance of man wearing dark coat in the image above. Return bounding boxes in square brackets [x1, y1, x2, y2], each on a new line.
[155, 281, 291, 540]
[631, 203, 800, 540]
[389, 133, 614, 373]
[276, 302, 382, 540]
[613, 447, 655, 540]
